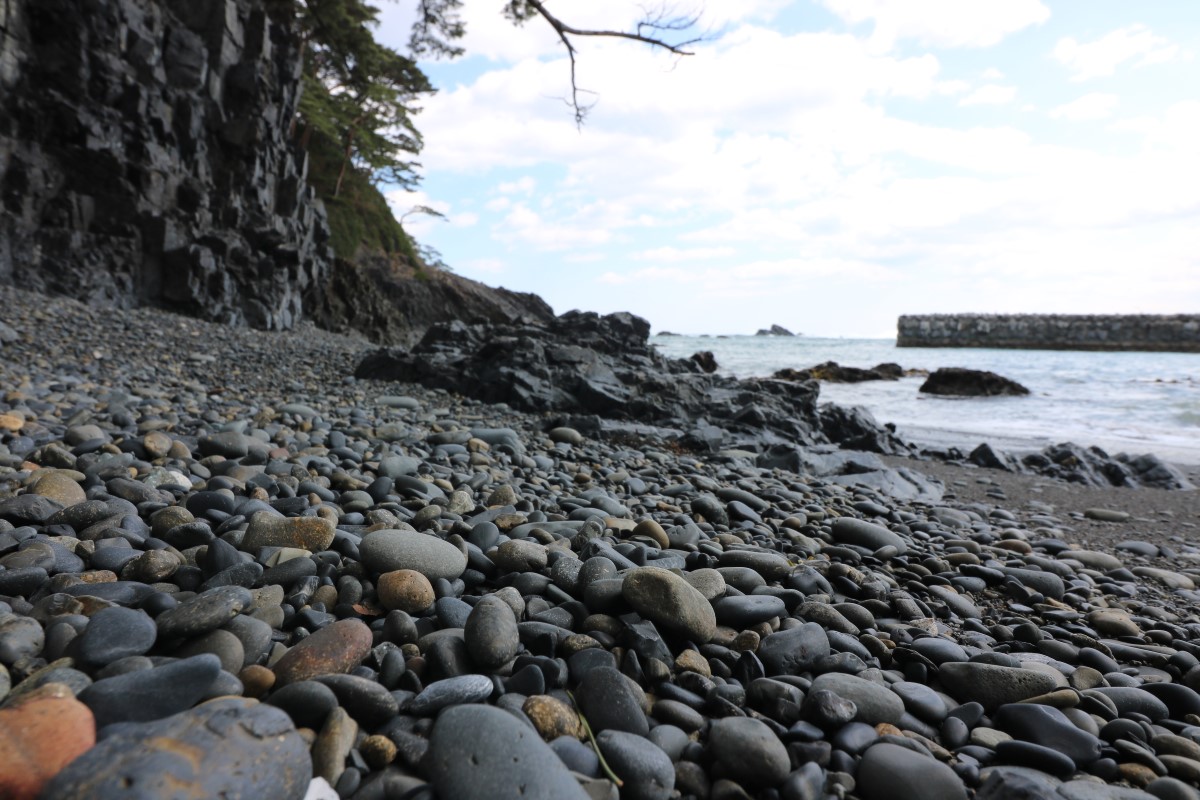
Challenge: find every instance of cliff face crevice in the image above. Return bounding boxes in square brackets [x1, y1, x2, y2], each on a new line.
[0, 0, 330, 329]
[898, 314, 1200, 352]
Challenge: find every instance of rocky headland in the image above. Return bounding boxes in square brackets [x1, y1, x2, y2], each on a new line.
[1, 285, 1200, 800]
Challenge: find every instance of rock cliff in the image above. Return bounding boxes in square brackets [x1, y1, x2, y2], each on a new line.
[0, 0, 329, 329]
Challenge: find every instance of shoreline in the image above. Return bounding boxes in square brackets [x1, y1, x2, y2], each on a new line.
[4, 285, 1200, 800]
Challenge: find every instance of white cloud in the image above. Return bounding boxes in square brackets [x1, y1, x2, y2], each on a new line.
[1050, 92, 1119, 121]
[818, 0, 1049, 51]
[1053, 25, 1180, 81]
[633, 246, 737, 262]
[497, 176, 537, 194]
[959, 84, 1017, 106]
[981, 67, 1004, 80]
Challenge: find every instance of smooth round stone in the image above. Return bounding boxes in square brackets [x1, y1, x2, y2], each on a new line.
[27, 471, 86, 507]
[830, 517, 907, 555]
[494, 539, 548, 572]
[155, 585, 252, 640]
[575, 666, 649, 737]
[994, 703, 1103, 765]
[892, 681, 949, 723]
[359, 529, 467, 581]
[1087, 609, 1141, 637]
[1084, 508, 1131, 523]
[465, 595, 519, 670]
[175, 629, 246, 675]
[0, 614, 46, 664]
[272, 619, 373, 686]
[911, 637, 969, 664]
[708, 716, 791, 788]
[198, 431, 250, 459]
[717, 550, 792, 582]
[938, 662, 1061, 711]
[1132, 568, 1195, 591]
[621, 566, 716, 643]
[242, 512, 335, 552]
[407, 674, 494, 716]
[313, 674, 400, 728]
[75, 606, 156, 668]
[377, 569, 435, 613]
[809, 673, 903, 725]
[78, 654, 222, 728]
[995, 740, 1077, 778]
[1088, 687, 1170, 721]
[596, 730, 675, 800]
[683, 568, 726, 601]
[266, 680, 339, 729]
[425, 704, 589, 800]
[1003, 567, 1065, 600]
[1142, 683, 1200, 719]
[712, 595, 787, 628]
[631, 519, 669, 549]
[1061, 550, 1124, 571]
[40, 697, 310, 800]
[857, 742, 967, 800]
[758, 622, 829, 676]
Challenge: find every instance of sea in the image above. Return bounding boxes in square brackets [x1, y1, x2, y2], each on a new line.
[649, 335, 1200, 466]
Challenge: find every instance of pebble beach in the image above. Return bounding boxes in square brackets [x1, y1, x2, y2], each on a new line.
[3, 284, 1200, 800]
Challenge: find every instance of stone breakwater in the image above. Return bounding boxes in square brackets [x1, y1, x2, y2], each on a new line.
[897, 315, 1200, 352]
[3, 286, 1200, 800]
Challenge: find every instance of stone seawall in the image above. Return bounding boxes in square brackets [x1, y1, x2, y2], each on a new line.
[897, 314, 1200, 352]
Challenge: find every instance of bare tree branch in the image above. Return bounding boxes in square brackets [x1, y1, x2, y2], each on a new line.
[521, 0, 707, 126]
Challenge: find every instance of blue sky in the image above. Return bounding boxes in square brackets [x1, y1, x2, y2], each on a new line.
[373, 1, 1200, 337]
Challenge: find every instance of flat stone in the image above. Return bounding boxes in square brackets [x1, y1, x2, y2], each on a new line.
[407, 674, 494, 716]
[76, 606, 158, 668]
[938, 662, 1061, 711]
[78, 654, 222, 728]
[359, 529, 467, 581]
[1084, 508, 1131, 522]
[858, 742, 967, 800]
[242, 512, 335, 552]
[994, 703, 1103, 765]
[41, 697, 310, 800]
[809, 673, 903, 725]
[1131, 568, 1195, 591]
[830, 517, 907, 555]
[272, 618, 373, 686]
[155, 585, 252, 640]
[425, 704, 589, 800]
[622, 566, 716, 643]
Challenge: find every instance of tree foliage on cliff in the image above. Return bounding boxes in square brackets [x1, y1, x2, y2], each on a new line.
[295, 0, 703, 259]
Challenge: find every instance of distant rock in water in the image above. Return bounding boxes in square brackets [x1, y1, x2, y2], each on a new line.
[775, 361, 904, 383]
[920, 368, 1030, 397]
[755, 324, 796, 336]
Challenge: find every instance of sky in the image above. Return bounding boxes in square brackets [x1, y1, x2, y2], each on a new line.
[374, 1, 1200, 338]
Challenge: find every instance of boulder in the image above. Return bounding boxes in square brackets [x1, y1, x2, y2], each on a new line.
[919, 368, 1030, 397]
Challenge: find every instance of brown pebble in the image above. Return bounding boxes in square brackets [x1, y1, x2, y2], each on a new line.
[1118, 762, 1157, 787]
[377, 569, 435, 613]
[631, 519, 670, 549]
[523, 695, 584, 741]
[675, 649, 712, 677]
[0, 683, 96, 800]
[271, 618, 373, 686]
[239, 664, 276, 698]
[360, 735, 398, 769]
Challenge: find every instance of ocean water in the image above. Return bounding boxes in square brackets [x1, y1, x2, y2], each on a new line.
[650, 335, 1200, 466]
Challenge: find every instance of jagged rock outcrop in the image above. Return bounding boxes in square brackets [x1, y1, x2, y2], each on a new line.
[920, 368, 1030, 397]
[946, 442, 1194, 491]
[311, 256, 556, 347]
[755, 324, 795, 336]
[0, 0, 329, 328]
[355, 310, 912, 458]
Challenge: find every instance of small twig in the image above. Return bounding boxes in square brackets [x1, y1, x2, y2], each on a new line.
[566, 690, 624, 787]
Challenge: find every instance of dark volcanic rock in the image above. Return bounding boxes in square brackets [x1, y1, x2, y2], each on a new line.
[774, 361, 901, 383]
[355, 310, 910, 460]
[0, 0, 328, 329]
[920, 368, 1030, 397]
